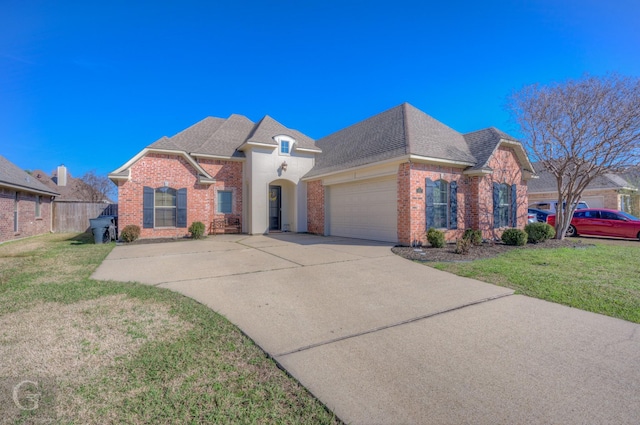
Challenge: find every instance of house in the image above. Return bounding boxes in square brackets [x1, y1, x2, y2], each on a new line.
[0, 155, 59, 243]
[33, 165, 117, 233]
[528, 164, 639, 214]
[109, 103, 535, 244]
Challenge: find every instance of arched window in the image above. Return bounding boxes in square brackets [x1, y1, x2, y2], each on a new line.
[155, 187, 177, 227]
[493, 183, 516, 228]
[425, 178, 458, 230]
[143, 186, 187, 229]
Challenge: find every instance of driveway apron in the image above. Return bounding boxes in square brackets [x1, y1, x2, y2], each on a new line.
[93, 234, 640, 425]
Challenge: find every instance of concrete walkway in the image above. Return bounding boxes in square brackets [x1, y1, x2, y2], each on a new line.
[92, 234, 640, 424]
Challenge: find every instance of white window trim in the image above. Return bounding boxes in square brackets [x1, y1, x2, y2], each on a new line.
[216, 188, 234, 214]
[274, 135, 296, 156]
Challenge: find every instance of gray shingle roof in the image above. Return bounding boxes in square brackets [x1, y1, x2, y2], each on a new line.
[246, 115, 317, 150]
[463, 127, 521, 172]
[529, 162, 637, 193]
[305, 103, 516, 178]
[0, 155, 59, 196]
[148, 114, 317, 157]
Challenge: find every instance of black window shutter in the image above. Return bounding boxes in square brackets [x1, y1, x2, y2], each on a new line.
[177, 188, 187, 228]
[449, 181, 458, 230]
[425, 178, 435, 229]
[143, 187, 154, 228]
[492, 183, 500, 229]
[511, 184, 518, 227]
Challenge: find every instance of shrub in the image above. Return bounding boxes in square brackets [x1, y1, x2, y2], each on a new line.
[188, 221, 206, 239]
[462, 229, 483, 246]
[120, 224, 141, 243]
[525, 222, 556, 244]
[455, 237, 472, 255]
[501, 228, 528, 246]
[426, 228, 445, 248]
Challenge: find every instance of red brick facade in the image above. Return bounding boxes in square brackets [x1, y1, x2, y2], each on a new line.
[0, 188, 53, 243]
[306, 146, 528, 245]
[116, 153, 242, 238]
[306, 180, 325, 234]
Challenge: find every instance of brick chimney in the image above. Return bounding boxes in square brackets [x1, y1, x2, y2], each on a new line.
[56, 165, 67, 186]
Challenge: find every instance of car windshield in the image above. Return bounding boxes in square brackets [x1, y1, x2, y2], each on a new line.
[618, 211, 640, 221]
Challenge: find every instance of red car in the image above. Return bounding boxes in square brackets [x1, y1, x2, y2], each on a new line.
[548, 209, 640, 240]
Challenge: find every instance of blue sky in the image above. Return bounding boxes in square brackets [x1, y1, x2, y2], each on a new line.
[1, 0, 639, 178]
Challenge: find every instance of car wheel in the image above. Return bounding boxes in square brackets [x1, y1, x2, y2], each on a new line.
[565, 225, 578, 237]
[637, 232, 640, 241]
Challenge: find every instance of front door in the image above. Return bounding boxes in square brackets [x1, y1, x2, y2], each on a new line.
[269, 185, 281, 231]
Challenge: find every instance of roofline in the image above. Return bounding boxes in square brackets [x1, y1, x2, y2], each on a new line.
[294, 146, 322, 153]
[190, 152, 245, 162]
[499, 139, 535, 173]
[302, 157, 407, 181]
[109, 148, 214, 182]
[237, 141, 277, 151]
[408, 154, 475, 167]
[0, 181, 59, 197]
[303, 154, 476, 181]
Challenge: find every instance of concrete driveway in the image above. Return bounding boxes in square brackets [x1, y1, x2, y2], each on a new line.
[92, 234, 640, 424]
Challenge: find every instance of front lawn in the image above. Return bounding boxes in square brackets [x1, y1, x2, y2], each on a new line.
[0, 233, 340, 424]
[431, 242, 640, 323]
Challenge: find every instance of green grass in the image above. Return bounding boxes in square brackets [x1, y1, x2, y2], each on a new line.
[432, 243, 640, 323]
[0, 233, 341, 424]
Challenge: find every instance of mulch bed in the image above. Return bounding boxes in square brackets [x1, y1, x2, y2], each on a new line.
[392, 239, 593, 262]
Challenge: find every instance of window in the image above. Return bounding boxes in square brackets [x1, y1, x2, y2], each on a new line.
[274, 135, 294, 156]
[14, 192, 18, 232]
[217, 190, 233, 214]
[425, 178, 458, 230]
[601, 211, 622, 220]
[621, 195, 631, 213]
[143, 186, 187, 229]
[35, 195, 41, 218]
[155, 187, 176, 227]
[433, 180, 448, 229]
[493, 183, 516, 228]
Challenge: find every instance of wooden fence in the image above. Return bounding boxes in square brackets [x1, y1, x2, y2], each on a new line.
[53, 202, 118, 233]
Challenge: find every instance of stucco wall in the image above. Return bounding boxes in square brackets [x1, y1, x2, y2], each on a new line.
[246, 147, 315, 234]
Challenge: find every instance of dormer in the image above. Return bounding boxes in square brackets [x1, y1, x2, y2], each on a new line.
[274, 135, 296, 156]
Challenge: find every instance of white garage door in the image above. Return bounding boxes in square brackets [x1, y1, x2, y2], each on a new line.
[328, 177, 398, 242]
[582, 196, 605, 209]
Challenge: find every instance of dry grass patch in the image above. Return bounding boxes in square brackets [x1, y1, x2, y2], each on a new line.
[0, 233, 340, 424]
[0, 294, 190, 379]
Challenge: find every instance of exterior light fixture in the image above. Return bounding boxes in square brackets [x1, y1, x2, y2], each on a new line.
[416, 187, 423, 194]
[281, 161, 288, 172]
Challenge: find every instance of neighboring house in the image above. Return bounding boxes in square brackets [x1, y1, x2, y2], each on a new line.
[33, 165, 117, 233]
[33, 165, 111, 203]
[528, 164, 639, 214]
[0, 155, 59, 243]
[109, 103, 535, 244]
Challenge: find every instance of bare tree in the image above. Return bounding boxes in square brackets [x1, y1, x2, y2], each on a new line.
[78, 170, 116, 202]
[508, 74, 640, 239]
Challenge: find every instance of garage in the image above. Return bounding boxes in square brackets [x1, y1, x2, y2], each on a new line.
[582, 196, 605, 209]
[327, 177, 398, 242]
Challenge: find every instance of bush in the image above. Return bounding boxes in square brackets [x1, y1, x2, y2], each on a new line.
[120, 224, 141, 243]
[525, 222, 556, 244]
[501, 228, 528, 246]
[426, 228, 445, 248]
[188, 221, 206, 239]
[455, 237, 472, 255]
[462, 229, 483, 246]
